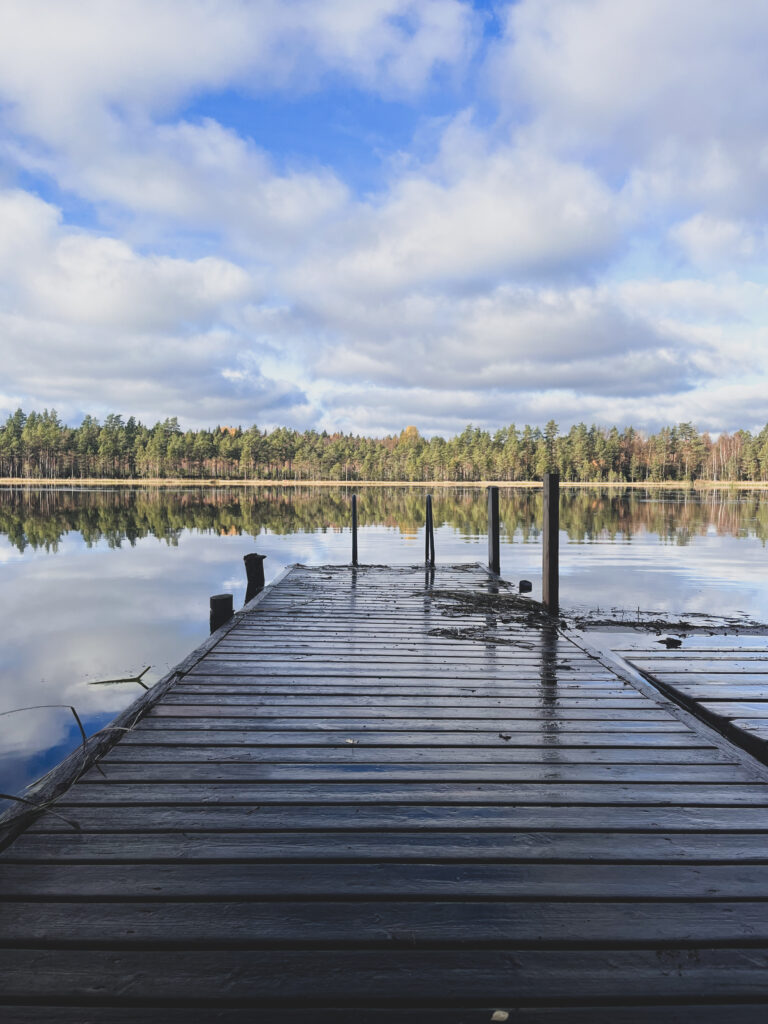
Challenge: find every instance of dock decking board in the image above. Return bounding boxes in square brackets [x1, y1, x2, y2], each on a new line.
[4, 563, 768, 1020]
[622, 646, 768, 767]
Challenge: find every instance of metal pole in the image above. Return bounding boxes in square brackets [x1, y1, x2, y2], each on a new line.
[542, 472, 559, 614]
[487, 485, 500, 575]
[425, 494, 435, 567]
[351, 493, 358, 567]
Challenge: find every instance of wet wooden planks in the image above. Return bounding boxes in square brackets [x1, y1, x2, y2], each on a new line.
[624, 644, 768, 765]
[4, 563, 768, 1021]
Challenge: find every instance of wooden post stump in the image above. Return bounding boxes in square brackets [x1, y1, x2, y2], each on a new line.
[244, 553, 267, 603]
[209, 593, 233, 633]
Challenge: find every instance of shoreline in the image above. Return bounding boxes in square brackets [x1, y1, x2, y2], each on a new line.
[1, 477, 768, 490]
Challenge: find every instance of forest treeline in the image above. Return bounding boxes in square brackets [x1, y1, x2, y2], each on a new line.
[2, 408, 768, 483]
[2, 485, 766, 554]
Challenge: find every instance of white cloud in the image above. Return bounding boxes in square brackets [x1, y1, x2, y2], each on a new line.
[490, 0, 768, 225]
[305, 281, 702, 395]
[0, 174, 761, 434]
[669, 214, 765, 269]
[9, 118, 351, 257]
[490, 0, 768, 155]
[0, 188, 310, 424]
[264, 111, 628, 308]
[0, 2, 475, 259]
[615, 278, 753, 325]
[575, 378, 768, 437]
[0, 1, 476, 142]
[614, 277, 768, 377]
[0, 189, 251, 329]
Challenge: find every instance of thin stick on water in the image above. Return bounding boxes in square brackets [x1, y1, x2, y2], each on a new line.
[88, 666, 151, 689]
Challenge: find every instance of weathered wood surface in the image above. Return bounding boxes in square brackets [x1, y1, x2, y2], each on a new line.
[624, 645, 768, 764]
[4, 564, 768, 1022]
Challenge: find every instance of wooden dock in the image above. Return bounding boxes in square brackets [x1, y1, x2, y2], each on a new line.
[622, 644, 768, 764]
[3, 563, 768, 1021]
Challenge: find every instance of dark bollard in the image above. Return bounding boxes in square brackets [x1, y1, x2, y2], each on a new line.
[542, 471, 559, 614]
[351, 494, 358, 567]
[519, 579, 532, 593]
[244, 552, 267, 603]
[487, 485, 500, 575]
[210, 593, 233, 633]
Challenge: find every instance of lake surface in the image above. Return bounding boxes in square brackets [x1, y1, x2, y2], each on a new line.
[2, 483, 768, 804]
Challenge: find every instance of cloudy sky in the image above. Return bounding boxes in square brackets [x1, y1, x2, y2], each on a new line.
[0, 0, 766, 436]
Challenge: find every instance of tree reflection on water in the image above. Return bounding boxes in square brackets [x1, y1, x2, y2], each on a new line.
[2, 484, 767, 553]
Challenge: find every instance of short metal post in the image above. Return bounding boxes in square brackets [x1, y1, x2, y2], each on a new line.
[351, 493, 358, 567]
[487, 485, 500, 575]
[210, 593, 233, 633]
[542, 472, 559, 614]
[244, 552, 267, 603]
[425, 494, 435, 567]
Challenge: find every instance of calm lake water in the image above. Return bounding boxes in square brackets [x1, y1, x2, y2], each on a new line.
[2, 483, 768, 804]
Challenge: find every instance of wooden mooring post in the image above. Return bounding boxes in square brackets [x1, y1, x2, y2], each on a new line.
[425, 494, 435, 567]
[244, 552, 267, 603]
[351, 493, 358, 567]
[487, 485, 500, 575]
[209, 593, 233, 633]
[542, 471, 559, 614]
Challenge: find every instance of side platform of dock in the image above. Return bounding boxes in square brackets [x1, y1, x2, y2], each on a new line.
[3, 563, 768, 1021]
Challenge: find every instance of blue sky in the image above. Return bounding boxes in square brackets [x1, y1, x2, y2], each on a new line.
[0, 0, 767, 436]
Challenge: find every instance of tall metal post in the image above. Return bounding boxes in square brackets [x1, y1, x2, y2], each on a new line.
[487, 485, 500, 575]
[351, 493, 358, 567]
[542, 472, 559, 614]
[425, 494, 435, 567]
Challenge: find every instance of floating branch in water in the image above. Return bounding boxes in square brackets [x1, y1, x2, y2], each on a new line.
[87, 666, 151, 689]
[0, 703, 88, 756]
[0, 686, 166, 837]
[0, 703, 105, 790]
